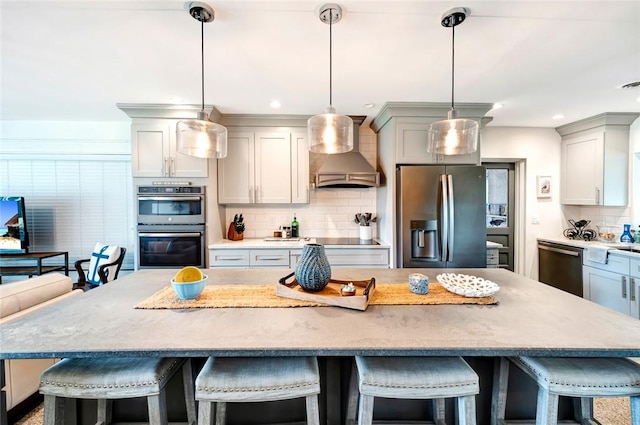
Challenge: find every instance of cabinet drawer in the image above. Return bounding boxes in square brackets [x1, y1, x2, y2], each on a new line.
[209, 250, 250, 267]
[324, 248, 390, 267]
[631, 258, 640, 279]
[583, 253, 630, 274]
[250, 250, 290, 267]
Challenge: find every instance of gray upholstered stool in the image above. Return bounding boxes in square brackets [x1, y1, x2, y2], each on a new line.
[346, 356, 480, 425]
[195, 356, 321, 425]
[39, 357, 196, 425]
[492, 356, 640, 425]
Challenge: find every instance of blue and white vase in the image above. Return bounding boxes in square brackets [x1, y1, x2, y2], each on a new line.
[295, 244, 331, 292]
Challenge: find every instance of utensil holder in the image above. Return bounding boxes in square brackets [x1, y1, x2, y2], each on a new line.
[227, 223, 244, 241]
[359, 225, 373, 240]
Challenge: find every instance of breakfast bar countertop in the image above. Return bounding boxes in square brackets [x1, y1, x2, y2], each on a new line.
[1, 268, 639, 359]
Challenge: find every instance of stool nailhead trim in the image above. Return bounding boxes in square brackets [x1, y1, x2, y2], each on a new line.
[197, 381, 318, 393]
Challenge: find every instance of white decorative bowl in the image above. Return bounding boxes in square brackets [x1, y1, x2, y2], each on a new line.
[436, 273, 499, 297]
[408, 273, 429, 295]
[171, 275, 208, 300]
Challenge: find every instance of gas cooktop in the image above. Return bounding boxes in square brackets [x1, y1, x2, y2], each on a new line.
[315, 238, 380, 246]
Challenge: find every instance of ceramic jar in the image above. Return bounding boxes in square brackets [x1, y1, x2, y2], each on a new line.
[295, 244, 331, 292]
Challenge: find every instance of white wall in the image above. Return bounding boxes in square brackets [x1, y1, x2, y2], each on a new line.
[482, 127, 563, 279]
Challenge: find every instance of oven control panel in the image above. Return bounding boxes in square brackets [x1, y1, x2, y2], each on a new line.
[138, 186, 204, 194]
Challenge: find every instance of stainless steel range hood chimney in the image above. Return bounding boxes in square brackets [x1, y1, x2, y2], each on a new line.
[313, 116, 380, 188]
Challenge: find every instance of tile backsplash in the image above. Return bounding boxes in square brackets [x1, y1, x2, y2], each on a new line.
[223, 128, 379, 240]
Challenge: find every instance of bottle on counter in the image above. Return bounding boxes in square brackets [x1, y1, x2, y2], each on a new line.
[620, 224, 635, 243]
[291, 214, 299, 237]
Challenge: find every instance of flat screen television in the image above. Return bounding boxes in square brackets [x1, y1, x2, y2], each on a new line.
[0, 196, 29, 253]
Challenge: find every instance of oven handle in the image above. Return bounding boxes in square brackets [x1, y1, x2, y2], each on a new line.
[138, 232, 202, 238]
[137, 196, 203, 202]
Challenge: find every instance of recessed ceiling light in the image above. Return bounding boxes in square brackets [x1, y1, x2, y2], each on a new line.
[362, 103, 375, 109]
[270, 100, 281, 109]
[552, 114, 565, 120]
[492, 103, 503, 110]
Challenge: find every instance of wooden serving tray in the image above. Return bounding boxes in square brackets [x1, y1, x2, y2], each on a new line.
[277, 272, 376, 311]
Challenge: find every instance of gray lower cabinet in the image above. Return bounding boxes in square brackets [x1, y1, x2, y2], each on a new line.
[210, 247, 390, 269]
[583, 254, 639, 319]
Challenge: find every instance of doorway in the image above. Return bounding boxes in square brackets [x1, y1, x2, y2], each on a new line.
[484, 162, 515, 271]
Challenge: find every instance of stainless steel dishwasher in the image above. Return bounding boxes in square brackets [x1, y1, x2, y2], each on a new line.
[538, 240, 584, 297]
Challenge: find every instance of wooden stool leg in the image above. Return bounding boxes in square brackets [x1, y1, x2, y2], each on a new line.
[631, 395, 640, 425]
[536, 388, 559, 425]
[147, 390, 169, 425]
[97, 399, 112, 424]
[44, 394, 65, 425]
[198, 401, 213, 425]
[358, 394, 374, 425]
[215, 402, 227, 425]
[457, 395, 476, 425]
[433, 398, 446, 425]
[491, 357, 509, 425]
[182, 359, 197, 425]
[573, 397, 593, 424]
[305, 394, 320, 425]
[345, 362, 359, 425]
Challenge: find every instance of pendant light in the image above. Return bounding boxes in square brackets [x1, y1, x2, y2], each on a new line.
[176, 1, 227, 159]
[308, 3, 353, 154]
[428, 7, 478, 156]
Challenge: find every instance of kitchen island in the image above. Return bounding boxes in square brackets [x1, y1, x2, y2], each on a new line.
[1, 267, 639, 424]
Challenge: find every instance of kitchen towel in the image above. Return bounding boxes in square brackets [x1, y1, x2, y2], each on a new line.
[585, 245, 609, 264]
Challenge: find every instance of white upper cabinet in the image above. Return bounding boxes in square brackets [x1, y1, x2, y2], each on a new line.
[371, 103, 494, 166]
[131, 122, 208, 178]
[118, 104, 211, 178]
[557, 112, 639, 206]
[218, 128, 309, 204]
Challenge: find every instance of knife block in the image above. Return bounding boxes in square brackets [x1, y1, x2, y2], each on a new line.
[227, 223, 244, 241]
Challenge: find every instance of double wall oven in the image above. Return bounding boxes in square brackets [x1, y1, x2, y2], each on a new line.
[137, 185, 205, 269]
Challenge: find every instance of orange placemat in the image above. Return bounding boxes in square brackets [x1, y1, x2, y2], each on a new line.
[135, 282, 497, 309]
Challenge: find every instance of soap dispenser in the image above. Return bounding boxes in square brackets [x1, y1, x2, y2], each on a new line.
[620, 224, 635, 243]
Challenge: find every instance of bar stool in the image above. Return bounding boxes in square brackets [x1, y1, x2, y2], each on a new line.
[491, 356, 640, 425]
[346, 356, 480, 425]
[195, 356, 320, 425]
[39, 357, 196, 425]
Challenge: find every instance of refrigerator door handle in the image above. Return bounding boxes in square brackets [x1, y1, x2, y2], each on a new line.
[440, 175, 449, 261]
[447, 174, 455, 261]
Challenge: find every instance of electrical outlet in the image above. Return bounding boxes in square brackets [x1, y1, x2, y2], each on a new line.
[531, 216, 540, 224]
[267, 216, 276, 227]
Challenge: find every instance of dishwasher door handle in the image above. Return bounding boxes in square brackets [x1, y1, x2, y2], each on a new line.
[538, 244, 581, 257]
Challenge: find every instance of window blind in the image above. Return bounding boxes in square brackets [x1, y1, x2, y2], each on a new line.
[0, 159, 135, 270]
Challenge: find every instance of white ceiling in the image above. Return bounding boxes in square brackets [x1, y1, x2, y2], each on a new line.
[1, 0, 639, 127]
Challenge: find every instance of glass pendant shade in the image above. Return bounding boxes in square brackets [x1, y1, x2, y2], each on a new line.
[177, 111, 228, 159]
[308, 106, 354, 154]
[429, 109, 478, 155]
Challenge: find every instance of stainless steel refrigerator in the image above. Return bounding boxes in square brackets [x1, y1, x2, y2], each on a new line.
[397, 165, 486, 268]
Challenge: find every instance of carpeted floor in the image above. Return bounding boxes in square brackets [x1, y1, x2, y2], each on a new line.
[13, 397, 631, 424]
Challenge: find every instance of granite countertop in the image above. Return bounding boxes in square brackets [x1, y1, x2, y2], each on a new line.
[208, 238, 390, 249]
[537, 236, 640, 259]
[1, 268, 639, 359]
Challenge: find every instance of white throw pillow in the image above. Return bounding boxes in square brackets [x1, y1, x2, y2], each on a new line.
[86, 243, 120, 285]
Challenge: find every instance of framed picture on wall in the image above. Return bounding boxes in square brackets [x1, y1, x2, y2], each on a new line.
[536, 175, 552, 198]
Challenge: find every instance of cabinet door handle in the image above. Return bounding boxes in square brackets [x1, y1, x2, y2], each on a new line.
[622, 276, 627, 299]
[595, 187, 600, 205]
[170, 157, 175, 177]
[164, 157, 169, 176]
[631, 277, 636, 302]
[249, 186, 254, 203]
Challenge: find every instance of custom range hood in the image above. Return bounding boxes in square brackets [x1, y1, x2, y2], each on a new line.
[314, 117, 380, 188]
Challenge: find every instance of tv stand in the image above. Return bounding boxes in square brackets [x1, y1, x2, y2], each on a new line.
[0, 251, 69, 283]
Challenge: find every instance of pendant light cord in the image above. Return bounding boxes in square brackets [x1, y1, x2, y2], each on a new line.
[329, 8, 333, 108]
[451, 24, 455, 110]
[201, 18, 205, 111]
